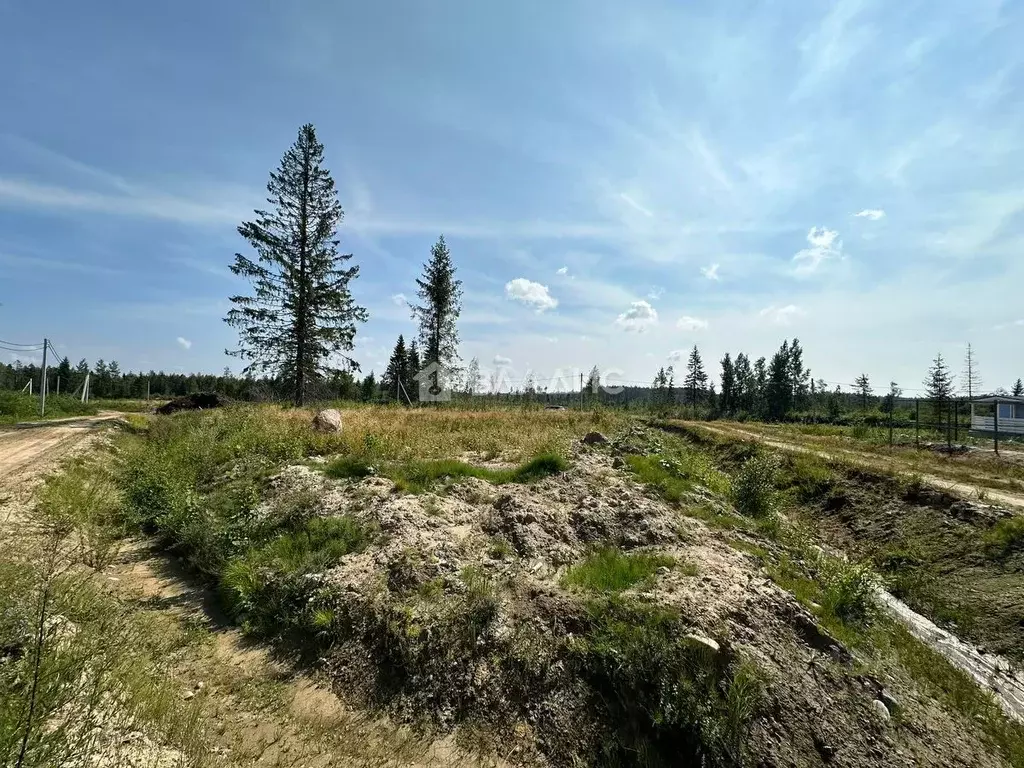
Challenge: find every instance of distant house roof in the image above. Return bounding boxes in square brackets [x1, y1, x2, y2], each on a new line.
[971, 394, 1024, 404]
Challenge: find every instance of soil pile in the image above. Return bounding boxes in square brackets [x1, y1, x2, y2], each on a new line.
[155, 392, 232, 415]
[254, 443, 1007, 767]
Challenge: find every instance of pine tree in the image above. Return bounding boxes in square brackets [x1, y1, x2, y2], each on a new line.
[961, 343, 982, 399]
[788, 338, 811, 410]
[652, 367, 668, 408]
[753, 356, 768, 417]
[381, 335, 409, 402]
[406, 341, 421, 402]
[1013, 378, 1023, 397]
[719, 353, 735, 415]
[924, 353, 954, 425]
[684, 346, 708, 406]
[882, 381, 902, 413]
[360, 371, 377, 402]
[226, 124, 367, 406]
[463, 357, 481, 396]
[766, 342, 792, 421]
[733, 353, 753, 413]
[55, 357, 72, 392]
[413, 235, 463, 393]
[666, 365, 676, 406]
[853, 373, 872, 410]
[585, 365, 601, 404]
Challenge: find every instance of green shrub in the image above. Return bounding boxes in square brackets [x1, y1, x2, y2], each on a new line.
[732, 454, 780, 518]
[817, 557, 878, 627]
[564, 547, 675, 593]
[573, 597, 760, 766]
[625, 450, 731, 503]
[984, 517, 1024, 557]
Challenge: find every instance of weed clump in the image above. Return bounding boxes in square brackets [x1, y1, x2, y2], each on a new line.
[326, 451, 568, 493]
[731, 453, 780, 518]
[984, 516, 1024, 557]
[563, 547, 675, 594]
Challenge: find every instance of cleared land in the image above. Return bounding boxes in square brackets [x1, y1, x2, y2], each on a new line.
[4, 406, 1024, 766]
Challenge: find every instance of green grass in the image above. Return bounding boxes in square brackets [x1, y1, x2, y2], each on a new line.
[984, 516, 1024, 557]
[0, 391, 99, 425]
[563, 547, 677, 593]
[326, 451, 568, 492]
[624, 449, 731, 503]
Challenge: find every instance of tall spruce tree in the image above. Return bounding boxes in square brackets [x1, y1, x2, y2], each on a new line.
[382, 335, 410, 402]
[733, 353, 753, 412]
[788, 338, 810, 410]
[226, 124, 367, 406]
[853, 373, 872, 410]
[1013, 378, 1023, 397]
[413, 235, 463, 393]
[765, 341, 792, 421]
[406, 341, 421, 402]
[719, 353, 735, 415]
[924, 353, 954, 425]
[684, 346, 708, 406]
[961, 343, 982, 399]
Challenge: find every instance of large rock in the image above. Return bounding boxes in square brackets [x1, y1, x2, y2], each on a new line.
[312, 408, 343, 433]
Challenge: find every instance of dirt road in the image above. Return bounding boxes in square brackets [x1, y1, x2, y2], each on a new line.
[696, 422, 1024, 511]
[0, 413, 122, 488]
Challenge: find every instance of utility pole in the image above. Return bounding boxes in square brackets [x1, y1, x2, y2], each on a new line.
[39, 338, 48, 417]
[146, 380, 150, 401]
[580, 372, 584, 411]
[56, 376, 60, 396]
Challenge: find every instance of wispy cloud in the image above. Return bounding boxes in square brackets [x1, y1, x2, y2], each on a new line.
[493, 354, 512, 366]
[667, 349, 685, 363]
[391, 293, 409, 306]
[854, 208, 885, 220]
[556, 266, 568, 275]
[0, 177, 250, 226]
[176, 336, 192, 350]
[616, 300, 658, 332]
[619, 192, 654, 217]
[676, 315, 709, 330]
[700, 263, 720, 281]
[792, 227, 843, 275]
[505, 278, 558, 312]
[647, 286, 665, 300]
[0, 250, 124, 276]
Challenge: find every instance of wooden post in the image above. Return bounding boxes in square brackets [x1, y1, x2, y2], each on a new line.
[994, 399, 1000, 455]
[915, 399, 920, 448]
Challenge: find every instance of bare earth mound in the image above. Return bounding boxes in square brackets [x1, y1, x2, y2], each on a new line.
[257, 445, 1003, 767]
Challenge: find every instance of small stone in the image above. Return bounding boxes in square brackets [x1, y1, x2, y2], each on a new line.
[880, 689, 898, 714]
[683, 634, 720, 655]
[582, 431, 609, 445]
[611, 456, 625, 468]
[183, 689, 196, 700]
[872, 699, 891, 721]
[311, 408, 343, 433]
[657, 566, 671, 576]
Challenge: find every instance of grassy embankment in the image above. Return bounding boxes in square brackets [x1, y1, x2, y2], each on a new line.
[93, 405, 776, 765]
[626, 420, 1024, 765]
[731, 420, 1024, 494]
[0, 459, 206, 767]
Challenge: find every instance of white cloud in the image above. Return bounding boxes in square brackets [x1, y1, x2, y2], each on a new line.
[759, 305, 806, 325]
[176, 336, 192, 350]
[667, 349, 685, 362]
[505, 278, 558, 312]
[676, 315, 709, 330]
[391, 293, 409, 306]
[648, 286, 665, 300]
[792, 227, 843, 275]
[556, 266, 568, 275]
[616, 300, 658, 332]
[493, 354, 512, 366]
[854, 209, 886, 220]
[619, 192, 654, 217]
[700, 263, 721, 280]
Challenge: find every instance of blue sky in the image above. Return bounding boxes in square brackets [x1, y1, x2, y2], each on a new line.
[1, 0, 1022, 394]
